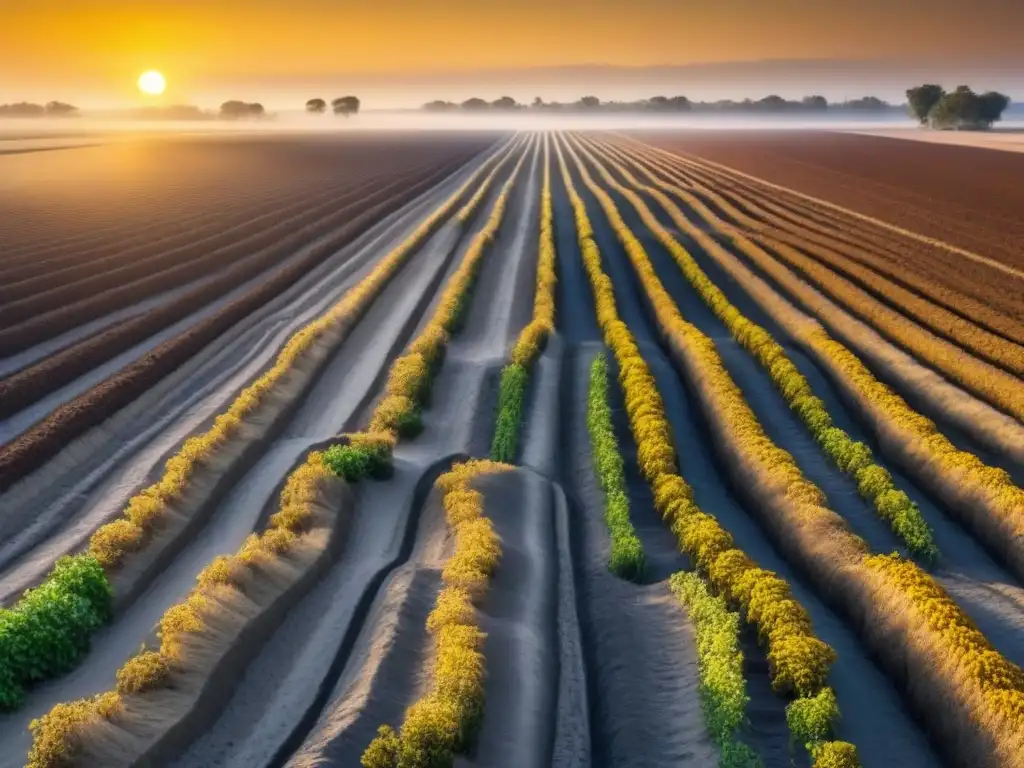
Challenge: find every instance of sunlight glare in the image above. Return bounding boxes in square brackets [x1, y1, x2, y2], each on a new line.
[137, 70, 167, 96]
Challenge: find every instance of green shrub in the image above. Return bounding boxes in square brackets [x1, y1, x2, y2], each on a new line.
[396, 408, 424, 438]
[323, 441, 393, 482]
[787, 686, 862, 766]
[0, 555, 112, 709]
[587, 353, 645, 581]
[854, 465, 892, 501]
[490, 364, 528, 463]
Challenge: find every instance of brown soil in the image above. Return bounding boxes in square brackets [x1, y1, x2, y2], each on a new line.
[632, 131, 1024, 270]
[0, 151, 482, 491]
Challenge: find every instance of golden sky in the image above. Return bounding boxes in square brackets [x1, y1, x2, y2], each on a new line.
[3, 0, 1022, 106]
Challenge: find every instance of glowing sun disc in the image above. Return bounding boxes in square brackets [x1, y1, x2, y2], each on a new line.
[138, 70, 166, 95]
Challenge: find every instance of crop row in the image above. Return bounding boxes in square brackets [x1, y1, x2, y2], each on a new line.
[0, 138, 517, 709]
[586, 353, 645, 580]
[0, 148, 490, 492]
[669, 572, 759, 767]
[491, 134, 557, 463]
[362, 460, 513, 767]
[553, 135, 857, 766]
[618, 141, 1024, 583]
[331, 135, 532, 474]
[567, 135, 1024, 766]
[27, 450, 347, 768]
[643, 141, 1024, 348]
[582, 137, 937, 559]
[670, 164, 1024, 378]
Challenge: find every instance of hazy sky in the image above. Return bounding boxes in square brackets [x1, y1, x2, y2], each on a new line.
[4, 0, 1023, 108]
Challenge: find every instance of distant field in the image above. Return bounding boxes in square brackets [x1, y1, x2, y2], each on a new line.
[2, 131, 1023, 768]
[848, 126, 1024, 154]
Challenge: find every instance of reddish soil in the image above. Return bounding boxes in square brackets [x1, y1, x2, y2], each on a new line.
[633, 131, 1024, 274]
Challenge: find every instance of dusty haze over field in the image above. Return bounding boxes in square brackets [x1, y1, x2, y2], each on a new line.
[3, 0, 1023, 109]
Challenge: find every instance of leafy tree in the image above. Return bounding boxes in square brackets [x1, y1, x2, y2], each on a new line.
[305, 98, 326, 114]
[579, 95, 601, 109]
[424, 99, 457, 111]
[667, 95, 692, 111]
[978, 91, 1011, 125]
[803, 95, 828, 110]
[930, 85, 981, 129]
[332, 96, 360, 117]
[532, 96, 544, 108]
[461, 97, 489, 110]
[491, 95, 518, 110]
[906, 84, 945, 124]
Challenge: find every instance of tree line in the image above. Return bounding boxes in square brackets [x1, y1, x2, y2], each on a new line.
[0, 101, 79, 117]
[421, 94, 894, 113]
[906, 85, 1010, 130]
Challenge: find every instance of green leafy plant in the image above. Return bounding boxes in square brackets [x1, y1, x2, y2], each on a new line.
[587, 353, 645, 581]
[490, 363, 528, 463]
[670, 571, 760, 767]
[0, 556, 111, 709]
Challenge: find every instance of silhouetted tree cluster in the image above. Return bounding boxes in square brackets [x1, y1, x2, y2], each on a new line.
[419, 94, 895, 114]
[219, 100, 265, 120]
[907, 84, 1010, 130]
[305, 96, 361, 117]
[0, 101, 79, 117]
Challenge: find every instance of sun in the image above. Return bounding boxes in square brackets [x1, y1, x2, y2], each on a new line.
[137, 70, 166, 96]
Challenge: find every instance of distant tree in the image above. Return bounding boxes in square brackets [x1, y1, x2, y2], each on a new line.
[532, 96, 544, 108]
[44, 101, 78, 116]
[306, 98, 327, 114]
[220, 100, 265, 119]
[842, 96, 889, 111]
[802, 95, 829, 110]
[424, 100, 458, 111]
[0, 102, 46, 117]
[929, 85, 1009, 130]
[332, 96, 360, 117]
[461, 97, 490, 110]
[667, 95, 692, 111]
[579, 96, 601, 109]
[492, 96, 518, 110]
[906, 84, 945, 124]
[647, 96, 669, 110]
[757, 95, 789, 111]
